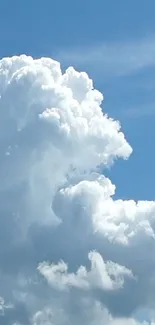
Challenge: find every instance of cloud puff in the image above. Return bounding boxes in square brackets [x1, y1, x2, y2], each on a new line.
[0, 55, 155, 324]
[38, 251, 133, 292]
[53, 178, 155, 245]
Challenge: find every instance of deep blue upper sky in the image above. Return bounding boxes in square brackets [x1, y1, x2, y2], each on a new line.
[0, 0, 154, 54]
[0, 0, 155, 201]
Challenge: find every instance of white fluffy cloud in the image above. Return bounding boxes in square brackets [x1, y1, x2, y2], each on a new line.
[53, 177, 155, 245]
[38, 251, 133, 291]
[0, 55, 155, 324]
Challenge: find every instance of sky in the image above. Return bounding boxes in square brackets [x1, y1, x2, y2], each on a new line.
[0, 1, 155, 325]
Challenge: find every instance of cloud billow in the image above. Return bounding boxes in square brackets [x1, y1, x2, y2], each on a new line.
[0, 55, 155, 325]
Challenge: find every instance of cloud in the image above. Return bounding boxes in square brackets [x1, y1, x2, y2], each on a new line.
[38, 251, 133, 291]
[55, 36, 155, 78]
[0, 297, 13, 315]
[30, 303, 154, 325]
[0, 54, 155, 324]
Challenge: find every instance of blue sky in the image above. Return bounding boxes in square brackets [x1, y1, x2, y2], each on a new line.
[0, 0, 155, 201]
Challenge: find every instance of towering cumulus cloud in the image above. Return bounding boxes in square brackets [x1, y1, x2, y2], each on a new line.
[0, 55, 155, 325]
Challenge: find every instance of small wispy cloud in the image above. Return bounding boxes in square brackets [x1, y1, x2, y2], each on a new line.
[120, 102, 155, 119]
[55, 36, 155, 79]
